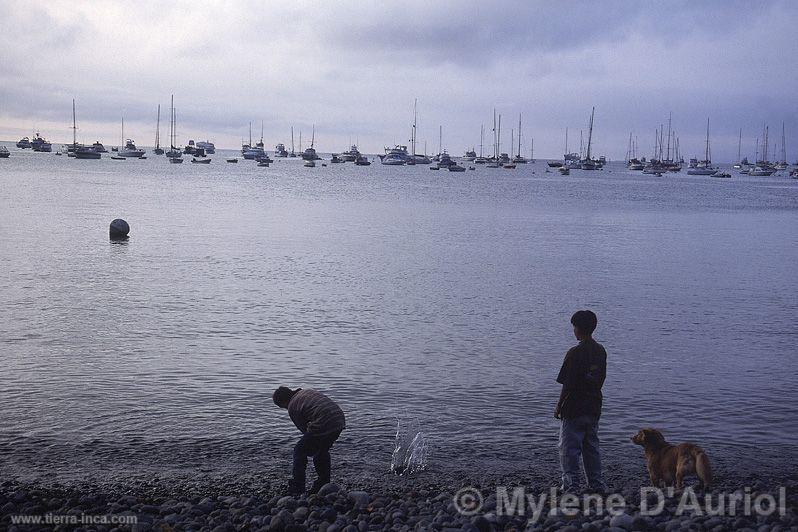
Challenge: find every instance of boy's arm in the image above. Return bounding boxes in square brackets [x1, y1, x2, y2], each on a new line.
[554, 386, 567, 419]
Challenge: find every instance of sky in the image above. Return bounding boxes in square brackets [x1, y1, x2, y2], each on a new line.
[1, 0, 797, 162]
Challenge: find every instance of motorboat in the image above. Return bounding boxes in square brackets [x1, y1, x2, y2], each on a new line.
[558, 166, 570, 175]
[257, 161, 270, 167]
[713, 171, 731, 178]
[449, 164, 466, 172]
[169, 156, 184, 163]
[354, 155, 371, 166]
[409, 154, 432, 165]
[381, 145, 409, 165]
[74, 146, 102, 159]
[274, 143, 289, 157]
[196, 140, 215, 154]
[16, 137, 31, 149]
[256, 154, 274, 164]
[547, 160, 564, 168]
[304, 159, 316, 167]
[92, 141, 108, 153]
[111, 155, 126, 160]
[243, 146, 266, 160]
[31, 133, 52, 152]
[474, 156, 489, 164]
[226, 158, 238, 163]
[119, 139, 145, 158]
[748, 165, 776, 176]
[0, 146, 9, 158]
[463, 149, 477, 161]
[330, 154, 344, 163]
[342, 145, 360, 162]
[436, 151, 456, 169]
[191, 157, 211, 164]
[502, 163, 517, 169]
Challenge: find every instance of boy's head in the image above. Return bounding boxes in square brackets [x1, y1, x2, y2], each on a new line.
[273, 386, 296, 409]
[571, 310, 598, 340]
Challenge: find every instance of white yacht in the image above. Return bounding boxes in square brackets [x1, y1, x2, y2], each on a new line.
[381, 145, 409, 165]
[119, 139, 145, 158]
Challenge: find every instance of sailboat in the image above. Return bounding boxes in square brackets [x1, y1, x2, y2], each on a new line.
[774, 122, 788, 170]
[732, 129, 748, 169]
[512, 114, 528, 163]
[409, 99, 431, 165]
[474, 125, 488, 164]
[118, 117, 145, 158]
[167, 95, 183, 163]
[302, 125, 320, 160]
[153, 105, 164, 155]
[487, 110, 500, 168]
[686, 118, 717, 175]
[289, 127, 296, 157]
[580, 107, 599, 170]
[72, 99, 102, 159]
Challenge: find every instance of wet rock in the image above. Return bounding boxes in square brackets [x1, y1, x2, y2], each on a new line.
[471, 515, 490, 532]
[610, 513, 634, 530]
[317, 484, 340, 497]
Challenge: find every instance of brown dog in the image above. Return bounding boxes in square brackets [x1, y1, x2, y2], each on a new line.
[631, 428, 713, 489]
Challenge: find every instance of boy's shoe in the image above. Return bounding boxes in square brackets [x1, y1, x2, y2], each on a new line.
[308, 479, 326, 495]
[286, 479, 304, 496]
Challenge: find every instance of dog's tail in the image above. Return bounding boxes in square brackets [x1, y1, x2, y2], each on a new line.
[693, 448, 713, 488]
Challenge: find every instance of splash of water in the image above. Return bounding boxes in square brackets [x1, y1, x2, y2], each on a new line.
[390, 416, 428, 476]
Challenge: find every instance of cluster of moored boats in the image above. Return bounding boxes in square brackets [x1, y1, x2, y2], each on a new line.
[3, 101, 796, 178]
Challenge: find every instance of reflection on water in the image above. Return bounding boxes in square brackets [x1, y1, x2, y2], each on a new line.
[0, 149, 797, 482]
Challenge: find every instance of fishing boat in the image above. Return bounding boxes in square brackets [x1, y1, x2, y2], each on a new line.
[0, 146, 9, 158]
[275, 143, 289, 157]
[686, 118, 717, 175]
[16, 137, 31, 149]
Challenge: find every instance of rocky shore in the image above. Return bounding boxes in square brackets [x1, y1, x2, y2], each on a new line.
[1, 472, 796, 532]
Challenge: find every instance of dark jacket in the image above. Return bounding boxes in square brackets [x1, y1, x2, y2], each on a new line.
[557, 339, 607, 419]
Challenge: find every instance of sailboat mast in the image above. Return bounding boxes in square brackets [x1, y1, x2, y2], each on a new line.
[586, 107, 594, 161]
[518, 113, 522, 158]
[666, 113, 672, 161]
[155, 104, 161, 149]
[510, 129, 514, 159]
[705, 118, 710, 163]
[565, 127, 568, 156]
[492, 109, 497, 159]
[498, 114, 502, 156]
[479, 124, 484, 158]
[438, 125, 442, 156]
[737, 128, 742, 162]
[412, 98, 417, 157]
[72, 98, 77, 147]
[291, 127, 295, 155]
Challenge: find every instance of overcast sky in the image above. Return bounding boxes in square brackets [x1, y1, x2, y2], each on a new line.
[1, 0, 797, 161]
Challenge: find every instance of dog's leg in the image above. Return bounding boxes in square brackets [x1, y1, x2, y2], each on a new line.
[675, 462, 686, 491]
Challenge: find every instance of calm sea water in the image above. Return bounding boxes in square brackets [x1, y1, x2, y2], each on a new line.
[1, 147, 797, 484]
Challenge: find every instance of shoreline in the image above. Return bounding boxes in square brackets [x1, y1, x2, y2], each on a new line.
[2, 467, 796, 531]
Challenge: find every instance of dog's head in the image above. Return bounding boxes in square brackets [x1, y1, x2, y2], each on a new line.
[631, 428, 666, 448]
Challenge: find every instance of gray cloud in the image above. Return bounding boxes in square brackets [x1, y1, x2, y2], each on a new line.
[0, 0, 796, 162]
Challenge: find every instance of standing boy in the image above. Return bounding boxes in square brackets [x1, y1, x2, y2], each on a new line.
[273, 386, 346, 494]
[554, 310, 608, 493]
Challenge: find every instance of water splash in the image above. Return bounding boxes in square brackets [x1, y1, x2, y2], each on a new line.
[390, 416, 428, 476]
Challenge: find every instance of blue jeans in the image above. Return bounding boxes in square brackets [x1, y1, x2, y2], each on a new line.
[292, 430, 341, 492]
[559, 414, 606, 491]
